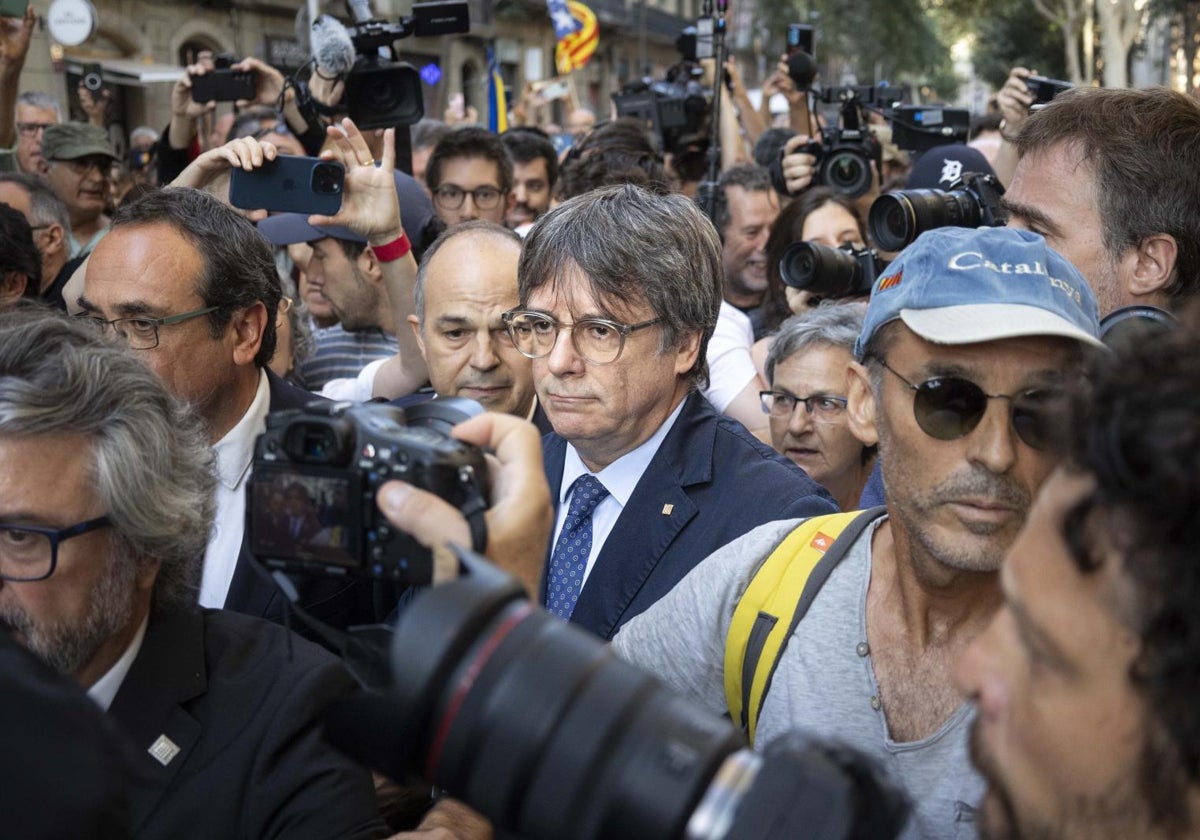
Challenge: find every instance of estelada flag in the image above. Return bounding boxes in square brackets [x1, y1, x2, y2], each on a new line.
[555, 1, 598, 74]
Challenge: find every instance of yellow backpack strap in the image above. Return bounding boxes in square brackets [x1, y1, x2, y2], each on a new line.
[724, 507, 886, 744]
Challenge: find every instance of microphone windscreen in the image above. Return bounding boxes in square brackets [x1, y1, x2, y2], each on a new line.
[311, 14, 357, 77]
[787, 51, 816, 89]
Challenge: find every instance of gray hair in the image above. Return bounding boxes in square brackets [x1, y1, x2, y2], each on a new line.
[765, 302, 868, 385]
[518, 183, 722, 389]
[414, 220, 521, 327]
[111, 188, 281, 367]
[0, 305, 215, 611]
[129, 125, 159, 146]
[0, 172, 72, 234]
[15, 91, 62, 122]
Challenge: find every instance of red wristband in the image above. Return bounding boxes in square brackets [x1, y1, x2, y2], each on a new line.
[370, 232, 411, 263]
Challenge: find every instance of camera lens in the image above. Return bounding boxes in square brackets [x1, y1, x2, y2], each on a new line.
[83, 72, 103, 92]
[869, 188, 980, 252]
[780, 242, 870, 299]
[375, 566, 744, 840]
[821, 149, 872, 199]
[311, 163, 343, 195]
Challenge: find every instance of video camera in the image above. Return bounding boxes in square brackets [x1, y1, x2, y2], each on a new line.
[890, 105, 970, 153]
[247, 399, 487, 584]
[868, 171, 1007, 252]
[780, 242, 887, 301]
[612, 66, 711, 157]
[317, 2, 470, 130]
[324, 547, 909, 840]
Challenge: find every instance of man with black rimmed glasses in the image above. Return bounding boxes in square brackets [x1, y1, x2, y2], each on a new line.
[612, 225, 1103, 840]
[425, 126, 514, 228]
[509, 183, 836, 640]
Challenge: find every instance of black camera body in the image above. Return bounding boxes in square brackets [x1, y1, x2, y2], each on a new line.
[780, 241, 886, 300]
[1025, 74, 1072, 105]
[868, 171, 1007, 252]
[344, 54, 425, 129]
[247, 400, 487, 585]
[612, 64, 711, 156]
[799, 126, 881, 199]
[81, 62, 104, 94]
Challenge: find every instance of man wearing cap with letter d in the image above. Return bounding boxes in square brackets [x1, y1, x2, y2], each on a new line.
[612, 226, 1104, 840]
[40, 122, 118, 258]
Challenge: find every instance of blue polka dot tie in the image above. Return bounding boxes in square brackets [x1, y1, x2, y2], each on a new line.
[546, 474, 610, 619]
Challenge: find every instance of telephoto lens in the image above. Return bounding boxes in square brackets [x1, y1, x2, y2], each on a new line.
[323, 548, 909, 840]
[779, 242, 879, 300]
[868, 172, 1007, 252]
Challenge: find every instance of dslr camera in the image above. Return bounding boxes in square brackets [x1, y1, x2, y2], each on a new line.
[247, 399, 487, 584]
[771, 86, 884, 200]
[780, 241, 886, 301]
[868, 171, 1007, 252]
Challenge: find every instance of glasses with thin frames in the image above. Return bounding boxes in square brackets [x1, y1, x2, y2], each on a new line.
[502, 310, 663, 365]
[875, 358, 1060, 450]
[433, 184, 504, 211]
[759, 391, 848, 421]
[16, 122, 53, 136]
[77, 305, 219, 350]
[0, 516, 112, 582]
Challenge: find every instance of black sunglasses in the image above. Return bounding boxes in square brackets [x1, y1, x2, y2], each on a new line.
[875, 359, 1061, 450]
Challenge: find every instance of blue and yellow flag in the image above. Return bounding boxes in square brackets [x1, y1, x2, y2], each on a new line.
[487, 47, 507, 133]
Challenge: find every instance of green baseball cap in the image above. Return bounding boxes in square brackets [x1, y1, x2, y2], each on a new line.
[41, 122, 117, 163]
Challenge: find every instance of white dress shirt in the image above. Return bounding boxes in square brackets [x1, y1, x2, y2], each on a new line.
[554, 399, 686, 587]
[86, 615, 148, 711]
[199, 369, 271, 608]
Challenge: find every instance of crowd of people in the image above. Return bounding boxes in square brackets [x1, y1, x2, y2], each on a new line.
[3, 2, 1200, 837]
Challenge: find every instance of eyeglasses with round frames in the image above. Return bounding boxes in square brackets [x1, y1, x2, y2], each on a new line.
[0, 516, 112, 582]
[502, 310, 663, 365]
[759, 390, 848, 421]
[875, 358, 1061, 450]
[432, 184, 504, 211]
[76, 305, 219, 350]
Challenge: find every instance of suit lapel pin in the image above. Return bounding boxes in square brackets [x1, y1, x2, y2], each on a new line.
[661, 503, 674, 515]
[148, 734, 181, 767]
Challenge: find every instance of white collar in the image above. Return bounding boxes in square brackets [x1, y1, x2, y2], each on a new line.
[560, 398, 687, 508]
[86, 614, 149, 712]
[212, 370, 271, 491]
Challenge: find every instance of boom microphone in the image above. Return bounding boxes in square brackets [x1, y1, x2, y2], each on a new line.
[311, 14, 357, 77]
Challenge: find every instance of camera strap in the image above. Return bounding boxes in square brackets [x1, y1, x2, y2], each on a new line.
[724, 507, 886, 745]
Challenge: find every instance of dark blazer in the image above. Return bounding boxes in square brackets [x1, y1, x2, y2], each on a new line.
[107, 607, 386, 840]
[540, 391, 838, 640]
[224, 372, 393, 634]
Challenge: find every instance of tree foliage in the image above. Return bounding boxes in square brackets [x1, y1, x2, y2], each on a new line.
[754, 0, 956, 91]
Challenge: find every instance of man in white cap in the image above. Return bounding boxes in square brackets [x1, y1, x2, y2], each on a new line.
[612, 225, 1104, 840]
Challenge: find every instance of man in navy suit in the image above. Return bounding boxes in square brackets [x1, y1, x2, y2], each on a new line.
[505, 184, 837, 640]
[0, 309, 385, 839]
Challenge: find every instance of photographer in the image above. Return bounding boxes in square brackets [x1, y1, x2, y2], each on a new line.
[1000, 83, 1200, 315]
[158, 54, 331, 186]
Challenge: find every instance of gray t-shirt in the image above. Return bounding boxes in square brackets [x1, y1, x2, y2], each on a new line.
[612, 517, 982, 840]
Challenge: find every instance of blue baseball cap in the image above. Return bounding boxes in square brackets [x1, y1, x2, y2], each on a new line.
[854, 226, 1103, 359]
